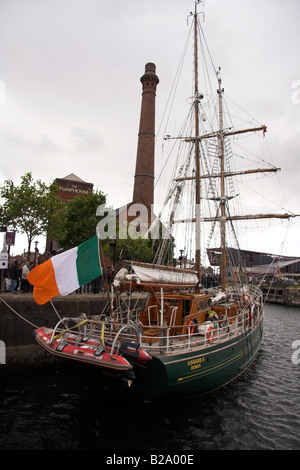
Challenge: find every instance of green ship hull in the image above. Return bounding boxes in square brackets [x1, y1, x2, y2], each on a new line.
[110, 315, 263, 401]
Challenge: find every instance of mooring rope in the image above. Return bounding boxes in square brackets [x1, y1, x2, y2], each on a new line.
[0, 295, 39, 329]
[50, 299, 63, 321]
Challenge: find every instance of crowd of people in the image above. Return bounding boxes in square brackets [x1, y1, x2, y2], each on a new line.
[2, 260, 223, 297]
[2, 259, 116, 295]
[1, 259, 34, 294]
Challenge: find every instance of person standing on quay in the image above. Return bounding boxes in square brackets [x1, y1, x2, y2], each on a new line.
[21, 261, 30, 292]
[8, 260, 19, 294]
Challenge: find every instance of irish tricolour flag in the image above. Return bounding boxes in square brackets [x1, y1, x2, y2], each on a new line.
[28, 235, 102, 305]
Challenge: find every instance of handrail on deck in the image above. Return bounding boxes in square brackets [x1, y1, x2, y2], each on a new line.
[139, 302, 263, 354]
[147, 305, 158, 326]
[47, 292, 263, 357]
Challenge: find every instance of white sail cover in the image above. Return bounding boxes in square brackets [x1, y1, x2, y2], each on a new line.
[131, 264, 198, 285]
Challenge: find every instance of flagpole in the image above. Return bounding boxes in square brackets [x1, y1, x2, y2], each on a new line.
[98, 236, 114, 316]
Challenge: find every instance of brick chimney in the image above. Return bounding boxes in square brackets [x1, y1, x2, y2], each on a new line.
[132, 62, 159, 207]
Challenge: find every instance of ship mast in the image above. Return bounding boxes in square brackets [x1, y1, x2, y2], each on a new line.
[161, 1, 298, 285]
[217, 69, 227, 291]
[193, 1, 201, 288]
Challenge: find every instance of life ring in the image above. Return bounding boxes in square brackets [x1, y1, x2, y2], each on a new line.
[242, 293, 250, 303]
[206, 324, 215, 343]
[188, 320, 195, 334]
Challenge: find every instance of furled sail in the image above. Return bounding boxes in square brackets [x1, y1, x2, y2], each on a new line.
[113, 262, 198, 286]
[132, 264, 198, 285]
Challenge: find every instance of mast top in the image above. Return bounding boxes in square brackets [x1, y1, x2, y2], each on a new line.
[189, 0, 205, 21]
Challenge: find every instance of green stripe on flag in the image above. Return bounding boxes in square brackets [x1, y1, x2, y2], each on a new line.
[76, 235, 102, 286]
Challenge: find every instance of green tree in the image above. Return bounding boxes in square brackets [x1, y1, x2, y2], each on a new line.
[50, 190, 107, 248]
[0, 172, 64, 256]
[104, 236, 154, 266]
[102, 221, 154, 265]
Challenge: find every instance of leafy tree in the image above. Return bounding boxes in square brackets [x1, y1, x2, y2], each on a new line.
[50, 190, 107, 248]
[0, 172, 64, 256]
[99, 209, 175, 266]
[102, 220, 155, 265]
[104, 235, 154, 266]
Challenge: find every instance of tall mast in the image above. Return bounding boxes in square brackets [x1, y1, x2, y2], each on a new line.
[165, 2, 298, 288]
[217, 69, 227, 291]
[193, 2, 201, 287]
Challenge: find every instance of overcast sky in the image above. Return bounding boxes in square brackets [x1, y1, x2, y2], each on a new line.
[0, 0, 299, 258]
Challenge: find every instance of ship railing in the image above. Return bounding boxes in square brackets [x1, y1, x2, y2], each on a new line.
[49, 304, 262, 356]
[115, 308, 144, 324]
[95, 305, 262, 354]
[137, 306, 262, 354]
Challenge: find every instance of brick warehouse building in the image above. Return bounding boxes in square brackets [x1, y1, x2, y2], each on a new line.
[55, 173, 93, 203]
[46, 173, 93, 254]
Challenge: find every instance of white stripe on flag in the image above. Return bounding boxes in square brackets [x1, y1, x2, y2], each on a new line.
[51, 246, 80, 296]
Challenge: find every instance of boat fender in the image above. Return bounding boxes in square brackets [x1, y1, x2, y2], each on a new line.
[197, 324, 206, 335]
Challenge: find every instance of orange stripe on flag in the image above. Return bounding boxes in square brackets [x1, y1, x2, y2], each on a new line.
[27, 259, 59, 305]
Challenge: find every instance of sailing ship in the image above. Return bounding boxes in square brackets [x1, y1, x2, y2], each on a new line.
[28, 1, 296, 400]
